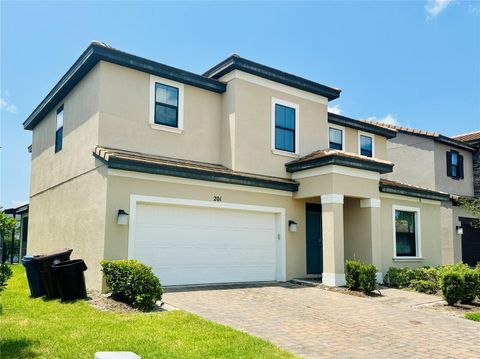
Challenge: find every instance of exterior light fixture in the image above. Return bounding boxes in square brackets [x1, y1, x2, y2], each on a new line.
[117, 210, 129, 225]
[288, 220, 298, 233]
[456, 225, 463, 235]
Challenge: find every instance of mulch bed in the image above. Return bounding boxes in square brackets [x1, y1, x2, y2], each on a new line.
[418, 299, 480, 318]
[87, 290, 166, 313]
[317, 284, 383, 298]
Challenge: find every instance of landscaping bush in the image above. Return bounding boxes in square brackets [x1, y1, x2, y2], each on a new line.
[409, 279, 438, 295]
[345, 260, 362, 290]
[0, 263, 13, 296]
[441, 271, 464, 305]
[359, 264, 377, 294]
[461, 269, 480, 304]
[383, 267, 414, 288]
[100, 259, 163, 311]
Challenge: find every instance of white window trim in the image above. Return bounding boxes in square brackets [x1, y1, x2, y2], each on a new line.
[358, 131, 375, 157]
[328, 124, 345, 151]
[149, 75, 184, 134]
[271, 98, 299, 156]
[392, 205, 422, 260]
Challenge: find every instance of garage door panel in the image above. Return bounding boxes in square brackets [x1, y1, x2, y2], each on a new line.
[132, 202, 279, 286]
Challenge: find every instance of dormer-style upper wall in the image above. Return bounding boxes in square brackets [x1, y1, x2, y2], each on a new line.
[97, 61, 223, 165]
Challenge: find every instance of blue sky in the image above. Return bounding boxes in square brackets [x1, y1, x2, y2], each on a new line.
[1, 0, 479, 208]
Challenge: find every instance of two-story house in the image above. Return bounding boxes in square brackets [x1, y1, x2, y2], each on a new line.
[24, 42, 450, 290]
[367, 122, 480, 267]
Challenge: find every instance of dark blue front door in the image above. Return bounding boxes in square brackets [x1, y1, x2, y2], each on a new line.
[306, 203, 322, 274]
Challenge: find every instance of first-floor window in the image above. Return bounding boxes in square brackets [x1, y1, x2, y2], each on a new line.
[395, 210, 417, 257]
[329, 127, 343, 150]
[360, 135, 373, 157]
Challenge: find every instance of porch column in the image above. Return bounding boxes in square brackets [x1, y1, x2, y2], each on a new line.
[321, 194, 345, 286]
[360, 198, 382, 283]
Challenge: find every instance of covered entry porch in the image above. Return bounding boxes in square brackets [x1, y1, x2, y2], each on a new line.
[286, 150, 393, 286]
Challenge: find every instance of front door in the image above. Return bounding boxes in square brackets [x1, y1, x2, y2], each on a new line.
[461, 218, 480, 267]
[306, 203, 322, 274]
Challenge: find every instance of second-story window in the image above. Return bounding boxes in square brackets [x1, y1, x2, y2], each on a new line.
[360, 134, 373, 157]
[329, 127, 343, 150]
[155, 83, 179, 127]
[274, 103, 296, 153]
[446, 150, 464, 179]
[55, 105, 64, 153]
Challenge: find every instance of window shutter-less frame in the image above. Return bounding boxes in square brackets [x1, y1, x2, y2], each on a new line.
[446, 152, 452, 177]
[458, 154, 464, 179]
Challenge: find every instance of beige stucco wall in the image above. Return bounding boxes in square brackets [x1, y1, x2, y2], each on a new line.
[344, 197, 373, 264]
[103, 171, 312, 283]
[379, 194, 442, 274]
[434, 142, 474, 196]
[383, 132, 436, 189]
[294, 172, 380, 199]
[97, 61, 223, 164]
[30, 63, 101, 195]
[27, 62, 108, 290]
[27, 166, 108, 290]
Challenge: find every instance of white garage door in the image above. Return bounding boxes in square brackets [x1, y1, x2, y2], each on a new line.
[131, 201, 279, 286]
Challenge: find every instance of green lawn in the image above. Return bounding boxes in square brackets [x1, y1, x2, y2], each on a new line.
[0, 266, 295, 359]
[465, 312, 480, 322]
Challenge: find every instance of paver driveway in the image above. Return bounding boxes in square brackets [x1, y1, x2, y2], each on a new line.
[164, 283, 480, 359]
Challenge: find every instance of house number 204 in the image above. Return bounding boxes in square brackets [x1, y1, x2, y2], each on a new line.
[213, 196, 222, 202]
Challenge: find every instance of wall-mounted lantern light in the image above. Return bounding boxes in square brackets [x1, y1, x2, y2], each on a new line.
[289, 220, 298, 233]
[456, 225, 463, 235]
[117, 209, 129, 225]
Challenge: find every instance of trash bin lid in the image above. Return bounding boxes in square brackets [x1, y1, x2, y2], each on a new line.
[21, 255, 35, 265]
[33, 248, 73, 261]
[52, 259, 87, 271]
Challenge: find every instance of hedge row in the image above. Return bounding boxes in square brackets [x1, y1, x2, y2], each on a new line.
[384, 263, 480, 305]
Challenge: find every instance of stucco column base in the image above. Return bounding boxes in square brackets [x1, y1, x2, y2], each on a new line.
[322, 272, 346, 287]
[321, 194, 345, 287]
[360, 198, 383, 283]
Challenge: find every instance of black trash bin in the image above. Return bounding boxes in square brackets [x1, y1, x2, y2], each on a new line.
[33, 249, 73, 298]
[52, 259, 87, 301]
[21, 255, 45, 297]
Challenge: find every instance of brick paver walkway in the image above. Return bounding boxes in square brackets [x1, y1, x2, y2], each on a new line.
[164, 283, 480, 358]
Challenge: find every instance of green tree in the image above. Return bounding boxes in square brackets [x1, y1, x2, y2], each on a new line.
[458, 197, 480, 228]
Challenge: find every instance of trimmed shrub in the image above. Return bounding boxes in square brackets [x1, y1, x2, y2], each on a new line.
[359, 264, 377, 294]
[441, 271, 464, 305]
[0, 263, 13, 296]
[345, 260, 362, 290]
[101, 259, 163, 311]
[461, 269, 480, 304]
[409, 279, 438, 295]
[383, 267, 415, 288]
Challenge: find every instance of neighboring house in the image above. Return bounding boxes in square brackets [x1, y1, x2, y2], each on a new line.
[1, 204, 29, 264]
[452, 131, 480, 197]
[365, 122, 480, 267]
[24, 41, 451, 290]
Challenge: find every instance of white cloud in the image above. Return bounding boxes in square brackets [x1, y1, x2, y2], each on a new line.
[0, 96, 17, 114]
[366, 113, 401, 126]
[468, 5, 480, 16]
[425, 0, 454, 19]
[328, 104, 342, 115]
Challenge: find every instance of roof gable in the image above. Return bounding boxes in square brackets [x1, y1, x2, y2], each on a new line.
[203, 54, 341, 101]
